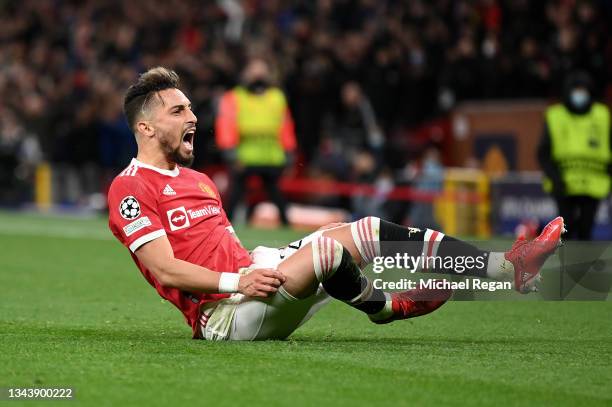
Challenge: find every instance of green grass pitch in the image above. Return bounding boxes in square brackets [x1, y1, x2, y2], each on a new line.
[0, 211, 610, 406]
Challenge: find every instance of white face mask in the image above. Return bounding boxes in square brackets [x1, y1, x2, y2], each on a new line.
[570, 89, 590, 109]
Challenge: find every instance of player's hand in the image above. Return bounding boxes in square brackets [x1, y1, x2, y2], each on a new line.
[238, 268, 287, 298]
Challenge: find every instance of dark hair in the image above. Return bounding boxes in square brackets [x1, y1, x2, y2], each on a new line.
[563, 70, 593, 94]
[123, 67, 180, 131]
[562, 70, 594, 113]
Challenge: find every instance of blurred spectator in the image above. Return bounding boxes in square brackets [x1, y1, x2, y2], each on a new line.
[321, 81, 385, 175]
[514, 36, 549, 97]
[0, 0, 610, 209]
[215, 57, 296, 225]
[408, 146, 444, 230]
[440, 34, 482, 102]
[0, 109, 42, 205]
[351, 153, 393, 219]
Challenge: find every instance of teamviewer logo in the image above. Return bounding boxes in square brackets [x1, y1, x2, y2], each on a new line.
[167, 206, 190, 231]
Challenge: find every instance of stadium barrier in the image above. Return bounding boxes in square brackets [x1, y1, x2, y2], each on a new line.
[35, 162, 51, 211]
[490, 172, 612, 239]
[34, 162, 490, 236]
[275, 169, 490, 237]
[437, 168, 490, 238]
[38, 161, 612, 239]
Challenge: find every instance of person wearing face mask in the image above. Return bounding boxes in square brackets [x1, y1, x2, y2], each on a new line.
[538, 71, 611, 240]
[215, 57, 297, 226]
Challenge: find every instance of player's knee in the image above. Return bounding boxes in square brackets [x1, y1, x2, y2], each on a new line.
[311, 235, 345, 283]
[349, 216, 382, 264]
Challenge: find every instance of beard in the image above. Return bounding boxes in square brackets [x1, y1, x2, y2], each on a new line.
[159, 134, 194, 167]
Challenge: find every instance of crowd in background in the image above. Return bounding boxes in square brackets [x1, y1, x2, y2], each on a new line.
[0, 0, 611, 210]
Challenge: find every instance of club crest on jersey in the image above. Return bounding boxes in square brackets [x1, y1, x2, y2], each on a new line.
[119, 196, 141, 220]
[167, 206, 190, 231]
[198, 182, 216, 199]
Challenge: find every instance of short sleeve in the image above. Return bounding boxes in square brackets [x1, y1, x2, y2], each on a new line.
[108, 177, 166, 252]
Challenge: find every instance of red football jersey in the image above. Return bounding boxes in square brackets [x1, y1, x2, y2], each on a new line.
[108, 158, 251, 337]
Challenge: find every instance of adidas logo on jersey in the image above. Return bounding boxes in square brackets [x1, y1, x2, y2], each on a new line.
[163, 184, 176, 196]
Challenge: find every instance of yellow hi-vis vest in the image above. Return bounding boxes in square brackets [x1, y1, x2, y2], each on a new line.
[234, 86, 287, 166]
[544, 102, 611, 198]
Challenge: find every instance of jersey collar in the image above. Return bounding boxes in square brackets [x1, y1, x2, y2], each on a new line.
[131, 158, 180, 177]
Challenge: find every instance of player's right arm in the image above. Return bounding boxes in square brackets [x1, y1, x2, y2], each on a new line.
[107, 175, 284, 297]
[134, 236, 286, 297]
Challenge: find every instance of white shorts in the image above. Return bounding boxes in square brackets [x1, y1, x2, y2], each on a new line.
[201, 232, 331, 341]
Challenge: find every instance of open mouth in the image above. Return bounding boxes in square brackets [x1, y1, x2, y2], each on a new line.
[182, 128, 195, 152]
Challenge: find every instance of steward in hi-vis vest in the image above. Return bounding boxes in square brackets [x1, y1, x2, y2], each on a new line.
[215, 57, 296, 226]
[538, 71, 612, 240]
[544, 102, 610, 198]
[217, 86, 295, 167]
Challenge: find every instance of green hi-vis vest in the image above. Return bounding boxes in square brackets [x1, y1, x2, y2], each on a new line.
[544, 103, 611, 198]
[234, 86, 287, 166]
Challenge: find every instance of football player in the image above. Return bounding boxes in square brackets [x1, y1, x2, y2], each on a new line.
[108, 67, 564, 340]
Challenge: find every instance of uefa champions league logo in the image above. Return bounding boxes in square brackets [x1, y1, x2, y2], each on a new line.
[119, 196, 141, 220]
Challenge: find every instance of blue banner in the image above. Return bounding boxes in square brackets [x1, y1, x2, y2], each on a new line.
[490, 175, 612, 240]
